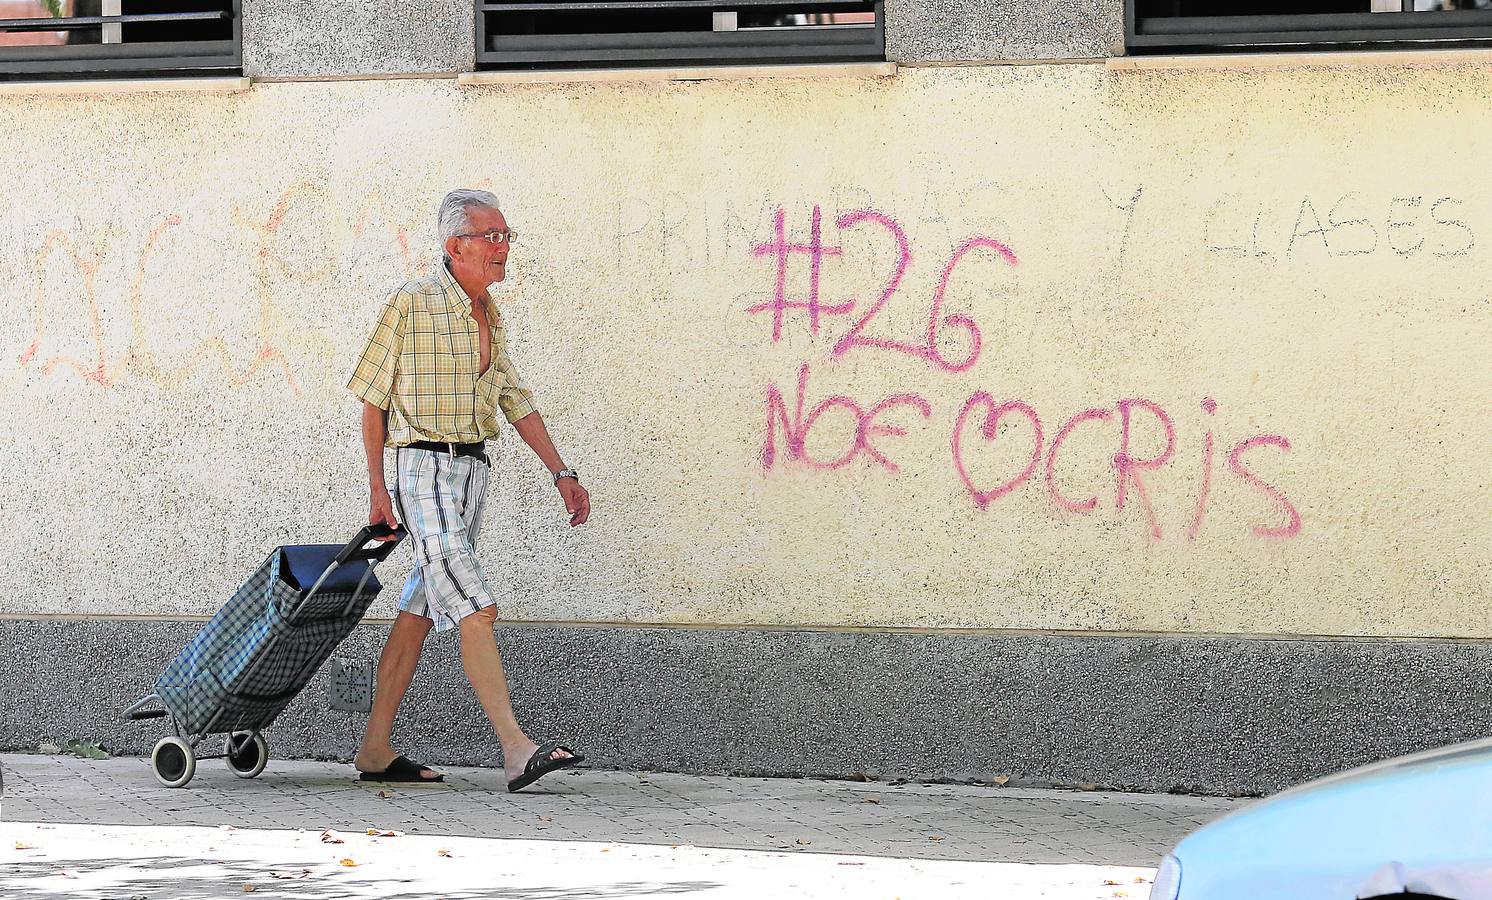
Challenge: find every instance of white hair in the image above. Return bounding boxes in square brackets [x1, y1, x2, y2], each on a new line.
[438, 189, 501, 260]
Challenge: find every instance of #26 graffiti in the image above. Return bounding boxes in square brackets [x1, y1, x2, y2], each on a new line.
[751, 205, 1301, 543]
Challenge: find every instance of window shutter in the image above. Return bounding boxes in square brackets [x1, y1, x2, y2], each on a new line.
[476, 0, 884, 70]
[1127, 0, 1492, 54]
[0, 0, 240, 80]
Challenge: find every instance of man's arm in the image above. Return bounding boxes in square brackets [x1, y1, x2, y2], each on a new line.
[348, 290, 406, 540]
[362, 400, 400, 539]
[511, 411, 590, 527]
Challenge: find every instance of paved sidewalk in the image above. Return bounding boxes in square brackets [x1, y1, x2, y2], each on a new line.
[2, 753, 1240, 899]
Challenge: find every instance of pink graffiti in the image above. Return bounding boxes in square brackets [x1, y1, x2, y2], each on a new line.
[1228, 435, 1303, 538]
[1045, 407, 1114, 514]
[760, 384, 1303, 542]
[746, 206, 848, 341]
[1113, 398, 1177, 542]
[749, 206, 1017, 372]
[832, 210, 913, 359]
[944, 394, 1300, 541]
[951, 394, 1043, 510]
[746, 205, 1304, 543]
[1185, 397, 1218, 541]
[920, 237, 1014, 373]
[761, 362, 932, 473]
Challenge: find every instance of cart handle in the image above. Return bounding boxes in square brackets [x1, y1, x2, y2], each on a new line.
[122, 694, 170, 722]
[334, 524, 408, 566]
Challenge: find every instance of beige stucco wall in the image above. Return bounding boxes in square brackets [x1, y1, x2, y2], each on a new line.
[1, 63, 1488, 637]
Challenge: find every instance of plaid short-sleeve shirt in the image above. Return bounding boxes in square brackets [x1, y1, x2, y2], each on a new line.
[347, 262, 538, 447]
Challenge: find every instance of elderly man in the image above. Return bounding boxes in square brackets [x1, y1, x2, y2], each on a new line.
[347, 189, 589, 793]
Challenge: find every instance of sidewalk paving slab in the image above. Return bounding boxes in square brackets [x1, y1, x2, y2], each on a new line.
[2, 753, 1243, 899]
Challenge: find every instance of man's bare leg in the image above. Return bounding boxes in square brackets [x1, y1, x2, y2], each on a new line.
[354, 611, 441, 778]
[457, 606, 573, 781]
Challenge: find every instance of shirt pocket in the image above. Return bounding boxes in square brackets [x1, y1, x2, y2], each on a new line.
[429, 310, 461, 358]
[408, 305, 457, 362]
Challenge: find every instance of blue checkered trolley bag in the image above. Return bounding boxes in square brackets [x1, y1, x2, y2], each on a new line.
[123, 524, 406, 787]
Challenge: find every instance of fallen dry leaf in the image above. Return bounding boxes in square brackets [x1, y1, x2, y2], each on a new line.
[14, 843, 31, 850]
[340, 859, 358, 868]
[377, 790, 394, 799]
[796, 839, 813, 846]
[367, 829, 400, 837]
[1135, 876, 1148, 883]
[600, 848, 611, 853]
[863, 797, 881, 805]
[319, 831, 344, 844]
[437, 849, 452, 858]
[242, 885, 256, 893]
[1104, 879, 1121, 885]
[927, 835, 944, 841]
[991, 774, 1011, 786]
[1113, 893, 1129, 898]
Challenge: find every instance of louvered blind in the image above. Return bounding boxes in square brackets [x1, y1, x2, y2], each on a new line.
[0, 0, 239, 79]
[1128, 0, 1492, 54]
[476, 0, 884, 70]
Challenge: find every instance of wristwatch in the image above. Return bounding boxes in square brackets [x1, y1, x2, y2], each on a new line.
[553, 468, 579, 485]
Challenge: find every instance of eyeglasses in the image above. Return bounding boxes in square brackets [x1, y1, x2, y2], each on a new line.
[456, 228, 517, 245]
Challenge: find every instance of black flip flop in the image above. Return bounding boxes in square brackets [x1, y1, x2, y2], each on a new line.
[358, 755, 446, 783]
[507, 743, 584, 793]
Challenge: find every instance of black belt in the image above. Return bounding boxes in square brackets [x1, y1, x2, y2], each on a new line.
[406, 440, 487, 462]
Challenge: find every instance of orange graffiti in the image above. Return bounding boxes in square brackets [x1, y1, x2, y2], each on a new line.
[353, 195, 431, 279]
[19, 213, 302, 394]
[231, 180, 339, 283]
[20, 228, 112, 387]
[17, 182, 472, 393]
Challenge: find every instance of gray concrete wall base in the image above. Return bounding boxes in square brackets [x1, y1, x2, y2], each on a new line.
[885, 0, 1123, 63]
[239, 0, 1124, 76]
[4, 618, 1487, 796]
[243, 0, 474, 77]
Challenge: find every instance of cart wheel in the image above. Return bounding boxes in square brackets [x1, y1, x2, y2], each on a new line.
[226, 732, 268, 779]
[151, 736, 196, 788]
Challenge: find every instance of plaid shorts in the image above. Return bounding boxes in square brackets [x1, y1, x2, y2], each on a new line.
[392, 446, 497, 632]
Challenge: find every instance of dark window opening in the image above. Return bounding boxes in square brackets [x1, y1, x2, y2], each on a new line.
[476, 0, 884, 71]
[1126, 0, 1492, 54]
[119, 0, 234, 43]
[0, 0, 239, 80]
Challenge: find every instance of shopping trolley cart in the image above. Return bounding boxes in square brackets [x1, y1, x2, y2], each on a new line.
[123, 524, 406, 787]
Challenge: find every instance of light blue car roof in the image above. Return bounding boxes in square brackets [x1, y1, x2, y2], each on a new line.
[1175, 737, 1492, 900]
